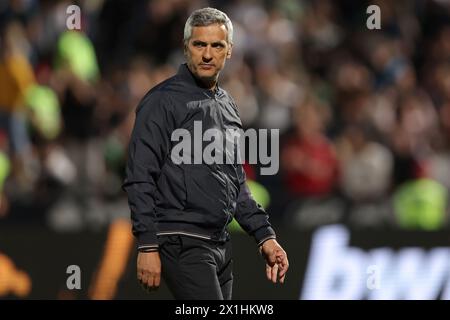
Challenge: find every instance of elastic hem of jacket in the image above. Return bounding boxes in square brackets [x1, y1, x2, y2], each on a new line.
[157, 221, 230, 242]
[137, 244, 159, 250]
[157, 231, 212, 240]
[138, 245, 159, 253]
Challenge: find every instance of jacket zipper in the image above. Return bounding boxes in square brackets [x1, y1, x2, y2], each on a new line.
[214, 92, 232, 238]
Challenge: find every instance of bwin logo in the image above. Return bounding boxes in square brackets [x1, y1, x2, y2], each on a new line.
[301, 225, 450, 300]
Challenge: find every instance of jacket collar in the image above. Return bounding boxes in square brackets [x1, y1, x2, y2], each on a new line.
[177, 63, 221, 96]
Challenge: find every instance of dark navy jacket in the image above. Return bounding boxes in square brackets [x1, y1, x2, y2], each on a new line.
[123, 63, 276, 252]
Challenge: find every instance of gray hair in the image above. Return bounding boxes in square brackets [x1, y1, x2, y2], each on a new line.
[183, 7, 233, 45]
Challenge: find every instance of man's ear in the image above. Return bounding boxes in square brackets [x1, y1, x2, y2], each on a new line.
[226, 43, 233, 59]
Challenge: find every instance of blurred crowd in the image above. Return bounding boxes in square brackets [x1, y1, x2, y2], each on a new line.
[1, 0, 450, 232]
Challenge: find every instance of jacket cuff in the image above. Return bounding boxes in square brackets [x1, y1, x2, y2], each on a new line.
[253, 226, 276, 247]
[138, 245, 159, 253]
[136, 231, 159, 251]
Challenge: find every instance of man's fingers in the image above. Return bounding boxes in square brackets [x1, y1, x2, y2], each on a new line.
[277, 259, 288, 284]
[149, 273, 161, 291]
[278, 265, 287, 279]
[136, 252, 161, 292]
[271, 264, 278, 283]
[138, 271, 156, 292]
[275, 251, 286, 264]
[137, 269, 143, 283]
[266, 264, 271, 281]
[142, 272, 161, 291]
[262, 243, 289, 284]
[140, 272, 149, 290]
[154, 273, 161, 289]
[266, 264, 278, 283]
[279, 272, 286, 284]
[147, 275, 156, 291]
[276, 252, 289, 278]
[278, 259, 289, 278]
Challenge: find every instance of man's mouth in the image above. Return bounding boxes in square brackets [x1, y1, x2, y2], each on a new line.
[199, 64, 214, 70]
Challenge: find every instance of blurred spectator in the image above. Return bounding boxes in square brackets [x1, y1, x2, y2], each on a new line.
[0, 21, 34, 155]
[393, 178, 448, 230]
[390, 91, 438, 186]
[335, 124, 394, 227]
[336, 124, 393, 202]
[0, 130, 11, 218]
[282, 94, 338, 198]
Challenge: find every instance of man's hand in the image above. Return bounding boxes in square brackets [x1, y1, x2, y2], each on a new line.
[260, 239, 289, 284]
[137, 251, 161, 291]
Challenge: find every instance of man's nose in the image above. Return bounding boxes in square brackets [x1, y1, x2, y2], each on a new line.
[202, 45, 212, 61]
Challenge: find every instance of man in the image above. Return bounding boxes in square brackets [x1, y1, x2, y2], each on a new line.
[123, 7, 288, 300]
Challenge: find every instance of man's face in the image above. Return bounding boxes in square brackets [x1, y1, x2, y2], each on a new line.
[185, 23, 232, 87]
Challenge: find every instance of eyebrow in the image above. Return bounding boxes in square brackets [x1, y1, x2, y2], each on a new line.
[192, 40, 226, 47]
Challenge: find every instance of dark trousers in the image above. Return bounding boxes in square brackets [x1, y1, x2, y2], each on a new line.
[159, 235, 233, 300]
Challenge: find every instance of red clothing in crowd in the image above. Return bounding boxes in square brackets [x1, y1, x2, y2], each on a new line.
[282, 135, 339, 197]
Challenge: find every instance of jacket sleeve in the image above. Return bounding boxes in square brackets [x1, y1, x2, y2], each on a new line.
[122, 92, 176, 251]
[234, 166, 277, 247]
